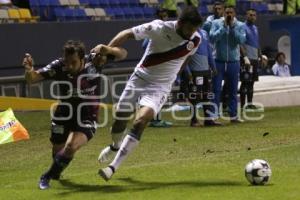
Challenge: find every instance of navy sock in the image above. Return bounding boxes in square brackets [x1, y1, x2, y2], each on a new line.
[191, 104, 197, 122]
[44, 151, 73, 179]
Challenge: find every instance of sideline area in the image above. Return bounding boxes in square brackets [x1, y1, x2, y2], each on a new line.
[1, 76, 300, 111]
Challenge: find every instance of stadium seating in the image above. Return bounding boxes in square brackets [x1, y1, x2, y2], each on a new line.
[98, 0, 109, 8]
[139, 0, 150, 5]
[128, 0, 140, 7]
[0, 9, 9, 23]
[18, 8, 38, 23]
[94, 7, 106, 19]
[7, 8, 22, 22]
[59, 0, 70, 6]
[74, 8, 88, 20]
[88, 0, 100, 8]
[21, 0, 284, 22]
[84, 7, 96, 19]
[54, 7, 65, 21]
[79, 0, 89, 6]
[143, 7, 155, 18]
[69, 0, 80, 7]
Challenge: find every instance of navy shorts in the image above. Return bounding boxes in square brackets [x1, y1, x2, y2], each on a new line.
[50, 105, 97, 144]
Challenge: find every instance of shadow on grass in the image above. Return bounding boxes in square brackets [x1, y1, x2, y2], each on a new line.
[118, 177, 243, 190]
[58, 177, 243, 195]
[58, 179, 124, 194]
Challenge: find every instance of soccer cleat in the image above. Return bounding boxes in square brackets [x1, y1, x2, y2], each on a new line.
[245, 104, 258, 110]
[204, 120, 223, 127]
[98, 145, 118, 163]
[98, 166, 115, 181]
[39, 175, 50, 190]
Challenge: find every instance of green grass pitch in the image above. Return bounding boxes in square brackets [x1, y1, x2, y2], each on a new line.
[0, 106, 300, 200]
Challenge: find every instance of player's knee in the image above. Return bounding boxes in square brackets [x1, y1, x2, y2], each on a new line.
[64, 142, 79, 155]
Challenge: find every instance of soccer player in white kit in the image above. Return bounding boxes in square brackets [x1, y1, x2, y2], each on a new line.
[92, 6, 203, 181]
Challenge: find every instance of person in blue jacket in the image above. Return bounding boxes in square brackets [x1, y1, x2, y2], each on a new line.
[202, 1, 225, 33]
[240, 8, 262, 110]
[184, 28, 222, 127]
[202, 1, 230, 114]
[209, 5, 246, 122]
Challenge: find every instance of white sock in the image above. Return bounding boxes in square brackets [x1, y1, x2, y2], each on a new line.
[111, 128, 127, 149]
[109, 134, 139, 171]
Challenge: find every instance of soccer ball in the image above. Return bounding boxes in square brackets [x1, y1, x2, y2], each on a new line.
[245, 159, 272, 185]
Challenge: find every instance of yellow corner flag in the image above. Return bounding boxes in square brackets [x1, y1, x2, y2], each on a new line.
[0, 108, 29, 145]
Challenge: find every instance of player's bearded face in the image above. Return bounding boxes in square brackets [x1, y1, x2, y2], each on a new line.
[214, 5, 224, 17]
[64, 53, 83, 74]
[247, 11, 256, 23]
[177, 22, 199, 40]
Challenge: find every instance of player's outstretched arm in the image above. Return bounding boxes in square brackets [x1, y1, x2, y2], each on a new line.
[22, 53, 44, 84]
[108, 29, 135, 47]
[92, 44, 127, 61]
[92, 28, 134, 54]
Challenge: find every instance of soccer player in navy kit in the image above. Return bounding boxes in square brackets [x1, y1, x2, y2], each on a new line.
[23, 40, 127, 189]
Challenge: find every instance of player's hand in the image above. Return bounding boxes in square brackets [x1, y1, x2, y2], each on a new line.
[22, 53, 34, 71]
[91, 44, 110, 55]
[225, 16, 234, 27]
[211, 67, 218, 76]
[92, 54, 107, 67]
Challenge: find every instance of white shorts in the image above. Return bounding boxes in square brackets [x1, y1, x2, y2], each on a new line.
[116, 73, 171, 116]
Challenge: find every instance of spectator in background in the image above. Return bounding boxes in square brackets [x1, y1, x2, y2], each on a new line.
[161, 0, 177, 18]
[240, 9, 261, 110]
[209, 5, 246, 123]
[202, 1, 230, 113]
[142, 8, 173, 128]
[157, 7, 169, 20]
[259, 55, 273, 75]
[272, 52, 291, 77]
[202, 1, 225, 33]
[184, 28, 222, 127]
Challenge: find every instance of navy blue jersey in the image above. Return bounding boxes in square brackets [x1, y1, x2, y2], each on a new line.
[37, 54, 102, 121]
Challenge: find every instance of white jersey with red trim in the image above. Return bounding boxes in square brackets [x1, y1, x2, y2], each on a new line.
[132, 20, 201, 87]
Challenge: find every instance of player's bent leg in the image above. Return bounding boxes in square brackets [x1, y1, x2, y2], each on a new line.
[99, 107, 154, 181]
[39, 144, 65, 189]
[98, 111, 131, 163]
[63, 132, 88, 157]
[50, 132, 88, 177]
[52, 143, 65, 159]
[39, 125, 69, 190]
[39, 132, 89, 190]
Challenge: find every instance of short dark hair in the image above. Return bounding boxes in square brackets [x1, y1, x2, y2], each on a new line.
[276, 52, 285, 61]
[247, 8, 257, 12]
[63, 40, 85, 59]
[156, 7, 168, 16]
[224, 5, 236, 10]
[178, 6, 202, 26]
[214, 1, 224, 7]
